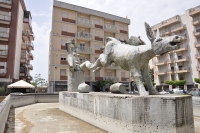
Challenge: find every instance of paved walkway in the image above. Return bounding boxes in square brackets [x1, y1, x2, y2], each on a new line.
[4, 103, 200, 133]
[5, 103, 107, 133]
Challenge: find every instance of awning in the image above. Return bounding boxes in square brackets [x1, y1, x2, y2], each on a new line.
[7, 80, 35, 88]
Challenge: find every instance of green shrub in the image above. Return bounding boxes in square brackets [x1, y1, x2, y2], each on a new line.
[194, 78, 200, 84]
[164, 80, 186, 85]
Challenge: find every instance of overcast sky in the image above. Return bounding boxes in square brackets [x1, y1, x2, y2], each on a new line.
[25, 0, 200, 80]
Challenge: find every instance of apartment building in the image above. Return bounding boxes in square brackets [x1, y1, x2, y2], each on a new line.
[48, 0, 130, 92]
[0, 0, 34, 87]
[151, 5, 200, 90]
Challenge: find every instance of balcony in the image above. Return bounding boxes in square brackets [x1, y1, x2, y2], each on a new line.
[85, 75, 92, 81]
[0, 13, 10, 25]
[171, 25, 186, 33]
[23, 11, 32, 31]
[0, 31, 9, 41]
[28, 64, 33, 70]
[175, 56, 189, 63]
[174, 45, 188, 52]
[194, 30, 200, 37]
[194, 42, 200, 48]
[156, 59, 168, 66]
[20, 58, 28, 64]
[179, 33, 187, 40]
[0, 50, 8, 58]
[27, 75, 33, 80]
[104, 76, 119, 82]
[77, 46, 93, 54]
[0, 69, 6, 76]
[78, 18, 92, 28]
[189, 5, 200, 16]
[152, 15, 180, 30]
[0, 0, 12, 9]
[155, 70, 167, 75]
[27, 42, 34, 50]
[77, 31, 92, 41]
[176, 67, 190, 73]
[22, 31, 35, 41]
[193, 19, 200, 26]
[21, 44, 27, 50]
[29, 52, 33, 60]
[104, 24, 118, 33]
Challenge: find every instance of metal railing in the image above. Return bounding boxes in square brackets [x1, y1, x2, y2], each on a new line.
[29, 52, 33, 59]
[104, 76, 119, 82]
[22, 30, 34, 38]
[0, 0, 12, 4]
[0, 50, 8, 56]
[71, 46, 93, 53]
[21, 45, 27, 49]
[0, 69, 6, 73]
[78, 18, 92, 26]
[28, 64, 33, 70]
[77, 31, 92, 39]
[27, 42, 34, 49]
[0, 31, 9, 38]
[0, 13, 10, 21]
[105, 24, 117, 31]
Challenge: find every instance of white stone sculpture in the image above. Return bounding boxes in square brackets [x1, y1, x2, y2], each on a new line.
[66, 40, 88, 92]
[80, 22, 182, 96]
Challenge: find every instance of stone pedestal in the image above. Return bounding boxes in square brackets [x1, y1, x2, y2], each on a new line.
[68, 70, 84, 92]
[59, 92, 194, 133]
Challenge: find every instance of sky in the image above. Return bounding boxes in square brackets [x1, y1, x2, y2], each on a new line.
[25, 0, 200, 81]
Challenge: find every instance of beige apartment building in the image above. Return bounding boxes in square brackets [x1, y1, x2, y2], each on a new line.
[0, 0, 34, 88]
[151, 5, 200, 90]
[48, 0, 130, 92]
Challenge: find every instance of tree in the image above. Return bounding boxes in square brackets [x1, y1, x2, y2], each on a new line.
[194, 78, 200, 84]
[31, 74, 47, 88]
[96, 79, 115, 91]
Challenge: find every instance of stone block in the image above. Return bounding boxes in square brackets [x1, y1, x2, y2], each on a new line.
[110, 83, 126, 93]
[59, 92, 194, 133]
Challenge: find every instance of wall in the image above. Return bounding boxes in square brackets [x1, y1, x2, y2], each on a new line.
[0, 94, 59, 133]
[59, 92, 194, 133]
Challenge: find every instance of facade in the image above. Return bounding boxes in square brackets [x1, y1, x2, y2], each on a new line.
[48, 0, 130, 92]
[151, 5, 200, 90]
[0, 0, 34, 87]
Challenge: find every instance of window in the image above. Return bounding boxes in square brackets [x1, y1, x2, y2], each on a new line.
[61, 39, 67, 46]
[62, 25, 67, 31]
[121, 72, 125, 77]
[95, 70, 100, 77]
[80, 43, 85, 51]
[60, 69, 66, 76]
[95, 19, 100, 25]
[119, 25, 124, 30]
[171, 67, 174, 71]
[95, 44, 100, 50]
[61, 54, 66, 61]
[178, 55, 182, 60]
[179, 66, 183, 70]
[95, 31, 100, 37]
[62, 12, 68, 18]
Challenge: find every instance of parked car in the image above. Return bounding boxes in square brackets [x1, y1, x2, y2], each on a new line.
[173, 88, 184, 94]
[188, 88, 200, 96]
[159, 91, 170, 95]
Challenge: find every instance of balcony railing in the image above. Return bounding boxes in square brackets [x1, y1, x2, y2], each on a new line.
[24, 11, 32, 28]
[71, 46, 93, 54]
[104, 76, 119, 82]
[21, 45, 27, 50]
[0, 31, 9, 38]
[0, 13, 10, 21]
[27, 42, 34, 50]
[29, 52, 33, 60]
[78, 18, 92, 27]
[193, 30, 200, 37]
[28, 64, 33, 70]
[189, 5, 200, 16]
[171, 24, 186, 33]
[0, 50, 8, 56]
[0, 69, 6, 73]
[77, 31, 92, 39]
[152, 15, 180, 30]
[104, 24, 118, 32]
[0, 0, 12, 4]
